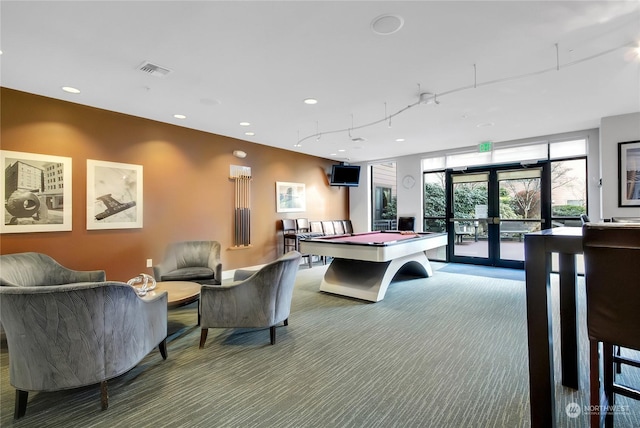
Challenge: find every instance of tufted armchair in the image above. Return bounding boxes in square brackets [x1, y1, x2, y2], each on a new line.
[199, 251, 302, 348]
[0, 253, 168, 419]
[153, 240, 222, 285]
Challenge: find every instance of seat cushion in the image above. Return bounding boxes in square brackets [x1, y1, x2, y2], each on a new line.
[161, 267, 214, 281]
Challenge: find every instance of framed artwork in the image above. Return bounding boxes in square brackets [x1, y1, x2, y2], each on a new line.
[1, 150, 72, 234]
[87, 160, 143, 229]
[618, 140, 640, 207]
[276, 181, 306, 213]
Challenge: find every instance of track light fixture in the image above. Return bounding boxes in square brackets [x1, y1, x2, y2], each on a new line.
[293, 39, 635, 148]
[419, 92, 439, 105]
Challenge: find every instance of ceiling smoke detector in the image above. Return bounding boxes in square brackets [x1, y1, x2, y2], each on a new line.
[137, 61, 172, 77]
[371, 14, 404, 35]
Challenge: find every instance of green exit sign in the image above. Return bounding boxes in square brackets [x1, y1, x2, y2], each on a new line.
[478, 141, 492, 152]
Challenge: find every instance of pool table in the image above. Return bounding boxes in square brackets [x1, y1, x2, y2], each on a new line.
[299, 231, 447, 302]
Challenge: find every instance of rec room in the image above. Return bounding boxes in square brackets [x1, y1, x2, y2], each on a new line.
[1, 2, 639, 427]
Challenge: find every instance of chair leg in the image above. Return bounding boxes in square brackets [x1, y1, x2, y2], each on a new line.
[270, 325, 276, 345]
[284, 318, 288, 326]
[199, 328, 208, 349]
[589, 340, 601, 428]
[603, 342, 615, 428]
[159, 338, 168, 360]
[100, 381, 108, 410]
[14, 389, 28, 419]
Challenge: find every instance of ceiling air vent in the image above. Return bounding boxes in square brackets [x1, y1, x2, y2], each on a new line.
[137, 61, 172, 77]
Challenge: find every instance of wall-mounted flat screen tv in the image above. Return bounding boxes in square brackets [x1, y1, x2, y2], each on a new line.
[330, 164, 361, 187]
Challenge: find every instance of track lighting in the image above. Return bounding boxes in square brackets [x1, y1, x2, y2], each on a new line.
[419, 92, 439, 105]
[294, 39, 632, 147]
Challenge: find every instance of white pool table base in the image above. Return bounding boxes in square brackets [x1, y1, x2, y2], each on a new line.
[319, 252, 433, 302]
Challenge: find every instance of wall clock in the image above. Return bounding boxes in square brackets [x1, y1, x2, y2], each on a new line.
[402, 174, 416, 189]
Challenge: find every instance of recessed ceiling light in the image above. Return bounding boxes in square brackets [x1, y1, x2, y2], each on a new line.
[338, 149, 346, 152]
[239, 122, 251, 126]
[371, 14, 404, 35]
[476, 122, 495, 128]
[245, 132, 255, 136]
[329, 153, 338, 156]
[61, 86, 80, 94]
[303, 98, 318, 105]
[395, 138, 405, 142]
[173, 114, 186, 119]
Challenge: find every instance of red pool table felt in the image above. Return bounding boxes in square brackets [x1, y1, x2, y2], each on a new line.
[318, 231, 424, 245]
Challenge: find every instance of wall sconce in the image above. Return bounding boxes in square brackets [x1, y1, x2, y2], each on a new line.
[233, 150, 247, 159]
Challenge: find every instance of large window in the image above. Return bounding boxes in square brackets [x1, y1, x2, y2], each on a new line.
[551, 158, 587, 226]
[423, 171, 446, 232]
[422, 139, 587, 171]
[421, 137, 589, 265]
[371, 162, 397, 231]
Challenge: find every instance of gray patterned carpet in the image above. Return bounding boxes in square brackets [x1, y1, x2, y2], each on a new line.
[1, 263, 638, 427]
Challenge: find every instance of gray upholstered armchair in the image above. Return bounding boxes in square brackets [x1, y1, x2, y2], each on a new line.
[0, 252, 106, 285]
[0, 253, 168, 419]
[153, 240, 222, 285]
[199, 251, 302, 348]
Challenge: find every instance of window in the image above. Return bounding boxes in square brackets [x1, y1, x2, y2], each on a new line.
[551, 158, 587, 225]
[371, 162, 397, 230]
[422, 138, 587, 169]
[423, 171, 446, 232]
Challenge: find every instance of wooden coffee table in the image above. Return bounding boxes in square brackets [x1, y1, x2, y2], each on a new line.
[144, 281, 201, 324]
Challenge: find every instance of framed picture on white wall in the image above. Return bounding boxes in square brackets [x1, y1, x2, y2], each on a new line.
[618, 140, 640, 207]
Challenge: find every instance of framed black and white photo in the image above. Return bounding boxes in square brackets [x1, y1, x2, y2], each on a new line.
[276, 181, 306, 213]
[1, 150, 72, 233]
[618, 140, 640, 207]
[87, 160, 143, 229]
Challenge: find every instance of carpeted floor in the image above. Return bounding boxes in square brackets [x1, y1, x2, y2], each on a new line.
[1, 263, 638, 427]
[437, 263, 526, 281]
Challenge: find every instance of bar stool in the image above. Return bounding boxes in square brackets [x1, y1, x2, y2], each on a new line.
[398, 216, 415, 231]
[281, 219, 298, 254]
[296, 218, 310, 233]
[321, 221, 335, 235]
[583, 223, 640, 428]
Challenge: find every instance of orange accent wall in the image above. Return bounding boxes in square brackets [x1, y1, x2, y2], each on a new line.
[1, 88, 348, 280]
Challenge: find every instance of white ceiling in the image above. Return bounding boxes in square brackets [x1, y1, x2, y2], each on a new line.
[1, 1, 639, 163]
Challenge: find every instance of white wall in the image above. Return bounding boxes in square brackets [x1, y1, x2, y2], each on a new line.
[600, 112, 640, 220]
[395, 156, 424, 231]
[349, 164, 370, 233]
[350, 157, 425, 233]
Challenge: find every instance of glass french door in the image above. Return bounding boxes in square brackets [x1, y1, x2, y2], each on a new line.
[447, 165, 546, 268]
